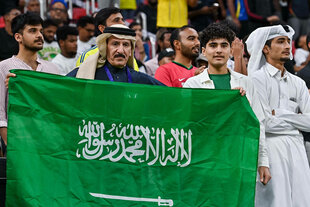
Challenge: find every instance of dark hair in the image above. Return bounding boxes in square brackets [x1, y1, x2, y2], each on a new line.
[128, 21, 141, 29]
[170, 25, 196, 50]
[42, 19, 58, 29]
[307, 33, 310, 51]
[56, 25, 78, 43]
[77, 16, 95, 28]
[95, 7, 121, 27]
[200, 23, 235, 48]
[11, 12, 43, 35]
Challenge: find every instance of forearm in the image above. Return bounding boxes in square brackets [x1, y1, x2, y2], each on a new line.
[275, 109, 310, 132]
[0, 127, 7, 145]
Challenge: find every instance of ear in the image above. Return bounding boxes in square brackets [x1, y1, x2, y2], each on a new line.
[201, 47, 206, 55]
[263, 45, 269, 55]
[174, 40, 180, 51]
[14, 33, 22, 43]
[98, 25, 105, 33]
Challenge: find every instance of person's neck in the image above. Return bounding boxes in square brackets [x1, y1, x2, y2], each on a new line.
[5, 23, 12, 36]
[267, 60, 286, 77]
[61, 51, 75, 59]
[106, 61, 125, 70]
[208, 64, 229, 74]
[16, 48, 38, 70]
[173, 55, 192, 68]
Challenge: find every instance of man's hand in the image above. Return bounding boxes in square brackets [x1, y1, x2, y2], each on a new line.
[194, 66, 206, 76]
[258, 166, 271, 185]
[5, 73, 16, 88]
[232, 87, 246, 96]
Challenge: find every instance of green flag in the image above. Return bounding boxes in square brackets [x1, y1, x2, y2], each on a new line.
[6, 70, 259, 207]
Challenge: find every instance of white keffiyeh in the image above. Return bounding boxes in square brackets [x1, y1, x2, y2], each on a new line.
[246, 25, 295, 76]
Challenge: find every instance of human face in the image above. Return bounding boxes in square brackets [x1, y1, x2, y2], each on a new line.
[159, 55, 174, 66]
[78, 23, 95, 42]
[132, 24, 142, 39]
[202, 38, 231, 69]
[158, 33, 171, 51]
[43, 25, 57, 43]
[177, 28, 200, 59]
[106, 36, 132, 68]
[263, 36, 291, 64]
[4, 9, 21, 23]
[61, 34, 77, 58]
[17, 24, 44, 51]
[49, 2, 67, 23]
[106, 13, 124, 27]
[27, 0, 40, 14]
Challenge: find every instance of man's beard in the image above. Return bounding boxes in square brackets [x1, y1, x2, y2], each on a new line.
[280, 57, 290, 62]
[43, 35, 54, 44]
[180, 43, 199, 59]
[68, 51, 77, 58]
[24, 42, 43, 52]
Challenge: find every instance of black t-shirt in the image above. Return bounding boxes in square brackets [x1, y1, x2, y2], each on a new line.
[0, 28, 18, 61]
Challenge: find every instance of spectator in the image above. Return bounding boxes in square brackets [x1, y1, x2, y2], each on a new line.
[0, 7, 21, 61]
[155, 25, 201, 87]
[158, 48, 175, 66]
[135, 0, 158, 34]
[67, 24, 163, 86]
[144, 28, 172, 77]
[227, 0, 251, 38]
[287, 0, 310, 41]
[26, 0, 40, 14]
[294, 34, 310, 72]
[129, 21, 150, 63]
[52, 26, 78, 75]
[0, 13, 59, 146]
[184, 23, 270, 188]
[188, 0, 225, 32]
[76, 16, 95, 56]
[38, 19, 60, 61]
[244, 0, 280, 32]
[48, 0, 69, 26]
[76, 7, 140, 72]
[296, 32, 310, 167]
[195, 53, 208, 68]
[247, 24, 310, 206]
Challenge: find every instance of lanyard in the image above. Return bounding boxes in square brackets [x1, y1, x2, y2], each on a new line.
[104, 65, 133, 83]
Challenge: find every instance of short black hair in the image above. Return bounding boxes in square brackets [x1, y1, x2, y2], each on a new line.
[11, 12, 43, 35]
[42, 19, 58, 29]
[128, 21, 141, 29]
[200, 22, 235, 48]
[77, 16, 95, 28]
[56, 25, 78, 43]
[170, 25, 196, 50]
[95, 7, 121, 27]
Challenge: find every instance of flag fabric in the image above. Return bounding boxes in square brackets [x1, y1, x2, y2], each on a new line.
[6, 70, 259, 207]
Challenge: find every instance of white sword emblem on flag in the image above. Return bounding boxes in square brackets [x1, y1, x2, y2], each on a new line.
[90, 192, 174, 206]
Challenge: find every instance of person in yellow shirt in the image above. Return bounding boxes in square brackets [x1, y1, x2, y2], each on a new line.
[157, 0, 198, 28]
[76, 7, 139, 71]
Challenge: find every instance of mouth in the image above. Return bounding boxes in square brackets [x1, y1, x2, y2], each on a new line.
[214, 56, 224, 59]
[282, 52, 290, 55]
[192, 47, 199, 53]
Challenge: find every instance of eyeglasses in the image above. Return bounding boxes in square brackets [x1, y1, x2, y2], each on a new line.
[51, 8, 66, 13]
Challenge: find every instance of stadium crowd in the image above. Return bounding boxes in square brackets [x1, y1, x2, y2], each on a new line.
[0, 0, 310, 207]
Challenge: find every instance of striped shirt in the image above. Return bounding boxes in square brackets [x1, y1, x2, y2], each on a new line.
[0, 56, 59, 127]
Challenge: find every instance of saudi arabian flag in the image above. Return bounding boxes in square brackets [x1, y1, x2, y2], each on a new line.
[6, 70, 259, 207]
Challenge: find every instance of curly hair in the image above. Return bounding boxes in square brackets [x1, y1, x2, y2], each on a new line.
[200, 22, 235, 48]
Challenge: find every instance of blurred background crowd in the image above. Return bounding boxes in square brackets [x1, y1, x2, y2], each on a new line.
[0, 0, 309, 76]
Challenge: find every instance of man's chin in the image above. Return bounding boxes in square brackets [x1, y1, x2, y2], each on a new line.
[280, 57, 290, 62]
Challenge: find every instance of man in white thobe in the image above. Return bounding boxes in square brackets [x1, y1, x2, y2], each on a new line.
[246, 24, 310, 207]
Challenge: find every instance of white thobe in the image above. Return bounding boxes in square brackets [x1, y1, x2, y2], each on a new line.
[184, 68, 269, 168]
[252, 63, 310, 207]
